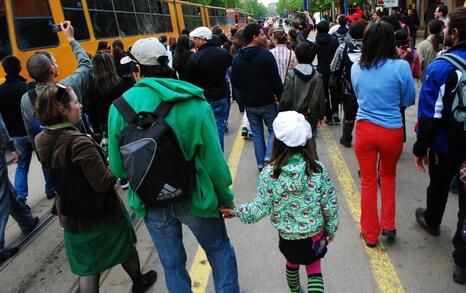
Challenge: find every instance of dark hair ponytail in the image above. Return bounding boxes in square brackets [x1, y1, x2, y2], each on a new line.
[427, 19, 444, 52]
[269, 138, 322, 178]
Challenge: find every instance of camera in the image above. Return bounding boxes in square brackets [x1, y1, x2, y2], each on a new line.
[49, 21, 67, 33]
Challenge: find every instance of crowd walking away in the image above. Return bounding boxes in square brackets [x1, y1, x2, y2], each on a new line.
[0, 4, 465, 292]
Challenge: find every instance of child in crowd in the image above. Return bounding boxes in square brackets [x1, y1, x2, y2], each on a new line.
[220, 111, 339, 293]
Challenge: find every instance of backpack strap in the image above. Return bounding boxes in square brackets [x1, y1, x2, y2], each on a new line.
[28, 88, 37, 106]
[113, 96, 137, 123]
[438, 54, 466, 73]
[154, 101, 174, 118]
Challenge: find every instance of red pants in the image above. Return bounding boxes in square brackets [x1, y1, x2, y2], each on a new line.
[354, 121, 403, 244]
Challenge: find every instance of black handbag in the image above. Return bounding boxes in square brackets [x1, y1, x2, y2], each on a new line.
[45, 130, 116, 217]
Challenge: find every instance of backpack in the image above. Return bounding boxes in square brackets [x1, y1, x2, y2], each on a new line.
[112, 97, 196, 207]
[27, 89, 45, 138]
[341, 42, 362, 96]
[437, 53, 466, 155]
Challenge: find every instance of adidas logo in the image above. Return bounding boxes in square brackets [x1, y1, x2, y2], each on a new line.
[158, 183, 183, 200]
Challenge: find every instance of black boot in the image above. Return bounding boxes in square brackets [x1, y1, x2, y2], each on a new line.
[132, 270, 157, 293]
[339, 121, 354, 148]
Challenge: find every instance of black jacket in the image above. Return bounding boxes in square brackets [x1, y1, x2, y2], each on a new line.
[310, 33, 339, 74]
[0, 75, 29, 137]
[231, 46, 283, 107]
[173, 51, 194, 82]
[185, 42, 232, 100]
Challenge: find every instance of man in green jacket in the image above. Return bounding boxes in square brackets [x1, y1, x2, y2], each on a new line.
[107, 38, 239, 293]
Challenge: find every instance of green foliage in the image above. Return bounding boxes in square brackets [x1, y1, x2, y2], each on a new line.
[187, 0, 267, 17]
[277, 0, 336, 14]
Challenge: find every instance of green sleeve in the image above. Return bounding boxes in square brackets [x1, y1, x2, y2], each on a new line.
[232, 169, 274, 223]
[198, 110, 234, 207]
[107, 104, 128, 179]
[320, 167, 339, 238]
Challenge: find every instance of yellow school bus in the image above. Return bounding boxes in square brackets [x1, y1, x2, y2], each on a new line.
[0, 0, 231, 82]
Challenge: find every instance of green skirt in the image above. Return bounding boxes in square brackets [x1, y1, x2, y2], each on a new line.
[64, 213, 136, 276]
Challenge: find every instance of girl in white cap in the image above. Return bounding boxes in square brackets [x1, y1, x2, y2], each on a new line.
[220, 111, 339, 293]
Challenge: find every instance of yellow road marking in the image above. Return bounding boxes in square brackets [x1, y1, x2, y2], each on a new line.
[190, 125, 246, 292]
[321, 126, 405, 293]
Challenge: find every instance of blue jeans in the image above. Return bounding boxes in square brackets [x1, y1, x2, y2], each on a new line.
[207, 98, 229, 152]
[145, 203, 239, 293]
[245, 103, 278, 168]
[0, 147, 36, 250]
[12, 136, 55, 200]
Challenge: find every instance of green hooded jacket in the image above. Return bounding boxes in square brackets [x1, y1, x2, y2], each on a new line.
[107, 78, 234, 218]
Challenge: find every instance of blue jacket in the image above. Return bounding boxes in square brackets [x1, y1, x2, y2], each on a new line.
[413, 42, 466, 157]
[231, 46, 283, 107]
[351, 59, 416, 129]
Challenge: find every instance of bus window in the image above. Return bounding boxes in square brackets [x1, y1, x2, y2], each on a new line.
[12, 0, 59, 50]
[0, 0, 11, 59]
[87, 0, 119, 38]
[182, 5, 202, 32]
[209, 8, 219, 26]
[209, 9, 228, 26]
[133, 0, 154, 35]
[113, 0, 139, 37]
[149, 0, 172, 33]
[60, 0, 90, 41]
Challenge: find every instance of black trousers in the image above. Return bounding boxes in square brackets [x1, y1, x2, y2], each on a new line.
[321, 73, 340, 120]
[342, 93, 358, 122]
[425, 150, 466, 267]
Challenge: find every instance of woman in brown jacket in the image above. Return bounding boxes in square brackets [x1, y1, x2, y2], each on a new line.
[34, 84, 156, 293]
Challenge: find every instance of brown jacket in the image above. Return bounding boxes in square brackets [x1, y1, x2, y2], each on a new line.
[35, 128, 125, 232]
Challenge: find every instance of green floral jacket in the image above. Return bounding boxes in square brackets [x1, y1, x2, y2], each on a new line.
[233, 154, 339, 240]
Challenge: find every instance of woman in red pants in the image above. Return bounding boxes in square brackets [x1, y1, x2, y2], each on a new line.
[351, 21, 416, 247]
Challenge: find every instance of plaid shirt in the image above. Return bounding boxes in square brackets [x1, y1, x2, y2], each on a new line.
[270, 44, 297, 83]
[330, 39, 362, 95]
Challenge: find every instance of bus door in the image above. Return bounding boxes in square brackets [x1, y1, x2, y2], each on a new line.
[0, 0, 12, 82]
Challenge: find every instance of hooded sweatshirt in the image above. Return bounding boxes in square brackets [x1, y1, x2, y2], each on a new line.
[231, 46, 283, 107]
[279, 64, 325, 126]
[310, 33, 339, 74]
[107, 78, 234, 218]
[233, 154, 339, 240]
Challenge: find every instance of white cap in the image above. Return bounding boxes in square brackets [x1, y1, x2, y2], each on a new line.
[189, 27, 212, 40]
[120, 38, 168, 66]
[273, 111, 313, 147]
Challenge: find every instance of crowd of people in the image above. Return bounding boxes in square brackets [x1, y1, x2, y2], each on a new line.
[0, 3, 464, 293]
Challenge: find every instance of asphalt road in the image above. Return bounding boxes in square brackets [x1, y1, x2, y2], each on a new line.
[0, 97, 464, 292]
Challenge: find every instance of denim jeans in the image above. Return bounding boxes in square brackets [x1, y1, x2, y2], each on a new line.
[207, 98, 229, 152]
[0, 147, 36, 250]
[245, 103, 278, 168]
[144, 203, 239, 293]
[12, 136, 55, 200]
[12, 136, 32, 199]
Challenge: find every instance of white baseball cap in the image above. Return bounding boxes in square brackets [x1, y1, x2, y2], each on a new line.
[273, 111, 313, 147]
[120, 38, 168, 66]
[189, 27, 212, 40]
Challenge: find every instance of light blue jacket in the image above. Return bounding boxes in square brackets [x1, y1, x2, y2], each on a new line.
[351, 59, 416, 129]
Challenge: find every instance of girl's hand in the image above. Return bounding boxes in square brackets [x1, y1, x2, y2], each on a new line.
[219, 207, 234, 219]
[328, 236, 334, 242]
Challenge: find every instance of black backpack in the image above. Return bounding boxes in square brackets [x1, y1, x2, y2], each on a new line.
[113, 97, 196, 207]
[341, 42, 361, 96]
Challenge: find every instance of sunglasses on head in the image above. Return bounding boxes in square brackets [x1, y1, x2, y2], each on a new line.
[55, 83, 68, 102]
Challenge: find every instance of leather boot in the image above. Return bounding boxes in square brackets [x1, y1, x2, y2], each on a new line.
[339, 121, 354, 148]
